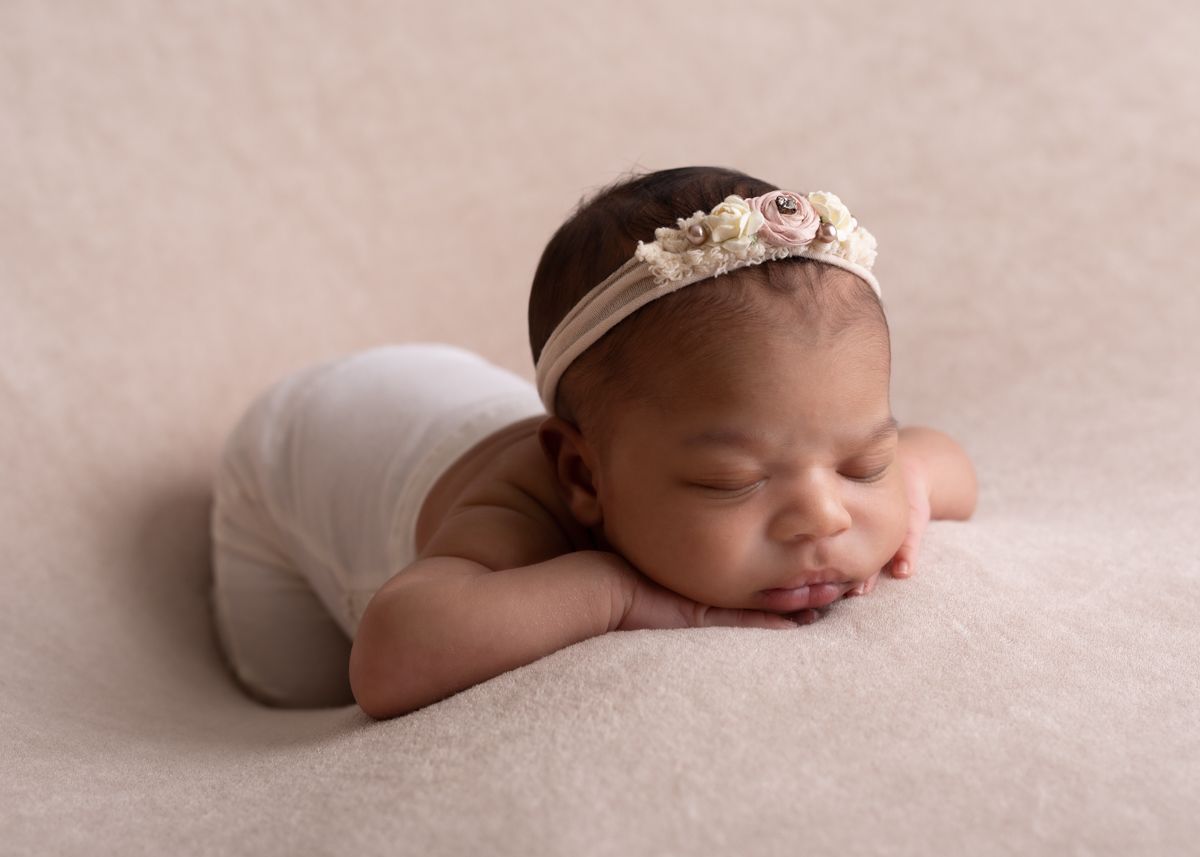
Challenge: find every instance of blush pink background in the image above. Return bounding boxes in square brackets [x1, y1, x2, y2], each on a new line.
[3, 2, 1197, 854]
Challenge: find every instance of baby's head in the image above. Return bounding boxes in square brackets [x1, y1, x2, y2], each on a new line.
[528, 166, 908, 613]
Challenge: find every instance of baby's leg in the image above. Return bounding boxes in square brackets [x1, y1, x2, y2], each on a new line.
[210, 541, 354, 708]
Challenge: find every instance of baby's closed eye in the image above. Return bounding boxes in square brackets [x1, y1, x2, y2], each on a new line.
[688, 478, 766, 496]
[840, 461, 891, 483]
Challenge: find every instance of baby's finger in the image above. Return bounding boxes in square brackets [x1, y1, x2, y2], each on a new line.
[846, 571, 880, 597]
[890, 555, 914, 579]
[890, 533, 924, 579]
[696, 606, 804, 630]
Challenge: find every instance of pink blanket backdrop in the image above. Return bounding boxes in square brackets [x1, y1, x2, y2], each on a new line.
[3, 2, 1197, 854]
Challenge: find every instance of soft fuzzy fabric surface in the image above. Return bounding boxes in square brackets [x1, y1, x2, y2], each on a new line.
[3, 2, 1197, 854]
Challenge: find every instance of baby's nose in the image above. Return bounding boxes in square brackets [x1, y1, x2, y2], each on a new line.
[767, 474, 851, 542]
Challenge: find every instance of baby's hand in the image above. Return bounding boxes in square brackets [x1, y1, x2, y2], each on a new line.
[614, 564, 818, 631]
[847, 453, 932, 597]
[890, 448, 933, 580]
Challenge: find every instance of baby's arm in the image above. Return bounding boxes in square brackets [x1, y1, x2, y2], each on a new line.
[349, 503, 628, 719]
[356, 551, 632, 719]
[350, 490, 802, 719]
[897, 425, 978, 521]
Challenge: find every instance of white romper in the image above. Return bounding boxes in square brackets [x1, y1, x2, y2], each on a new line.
[209, 343, 545, 707]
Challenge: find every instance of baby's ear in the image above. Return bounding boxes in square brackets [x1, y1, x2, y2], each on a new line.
[537, 416, 604, 528]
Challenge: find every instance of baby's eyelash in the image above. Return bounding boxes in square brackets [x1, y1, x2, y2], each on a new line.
[692, 479, 765, 496]
[844, 464, 889, 483]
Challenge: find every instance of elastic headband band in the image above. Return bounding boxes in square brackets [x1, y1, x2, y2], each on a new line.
[534, 189, 881, 414]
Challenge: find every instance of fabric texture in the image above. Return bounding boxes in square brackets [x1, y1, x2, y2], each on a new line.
[3, 2, 1198, 855]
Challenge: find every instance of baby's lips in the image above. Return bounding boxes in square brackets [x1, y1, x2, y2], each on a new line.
[759, 583, 847, 612]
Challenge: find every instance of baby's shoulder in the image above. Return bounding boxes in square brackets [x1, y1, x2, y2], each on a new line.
[414, 418, 590, 570]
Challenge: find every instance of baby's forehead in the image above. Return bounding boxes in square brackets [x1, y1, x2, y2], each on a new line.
[604, 333, 888, 424]
[600, 394, 896, 464]
[566, 265, 889, 433]
[625, 311, 889, 383]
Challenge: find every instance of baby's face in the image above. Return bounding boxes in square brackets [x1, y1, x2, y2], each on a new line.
[590, 318, 908, 613]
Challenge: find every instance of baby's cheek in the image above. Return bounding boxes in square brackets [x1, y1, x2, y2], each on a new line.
[608, 500, 692, 574]
[634, 512, 734, 599]
[856, 482, 906, 571]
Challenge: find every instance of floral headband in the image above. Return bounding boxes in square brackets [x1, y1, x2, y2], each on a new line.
[534, 189, 881, 414]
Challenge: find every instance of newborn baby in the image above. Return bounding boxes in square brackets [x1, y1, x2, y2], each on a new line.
[209, 166, 978, 719]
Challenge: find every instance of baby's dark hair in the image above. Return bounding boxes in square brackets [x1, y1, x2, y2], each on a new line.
[528, 165, 888, 431]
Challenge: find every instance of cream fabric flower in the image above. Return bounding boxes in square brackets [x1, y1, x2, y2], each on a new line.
[807, 191, 854, 241]
[702, 196, 764, 247]
[838, 225, 878, 268]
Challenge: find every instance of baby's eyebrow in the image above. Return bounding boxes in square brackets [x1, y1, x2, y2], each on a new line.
[680, 428, 765, 451]
[681, 415, 899, 452]
[862, 415, 900, 447]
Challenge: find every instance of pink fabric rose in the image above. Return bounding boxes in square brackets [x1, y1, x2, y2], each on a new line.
[748, 190, 820, 247]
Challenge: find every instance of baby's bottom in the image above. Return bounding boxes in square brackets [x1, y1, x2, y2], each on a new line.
[208, 353, 360, 708]
[207, 343, 546, 708]
[211, 540, 355, 708]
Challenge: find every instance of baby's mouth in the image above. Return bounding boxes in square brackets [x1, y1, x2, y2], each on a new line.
[758, 582, 851, 612]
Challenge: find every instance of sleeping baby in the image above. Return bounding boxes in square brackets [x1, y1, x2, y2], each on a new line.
[209, 165, 978, 719]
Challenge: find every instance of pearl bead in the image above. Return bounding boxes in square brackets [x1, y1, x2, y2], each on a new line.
[816, 222, 838, 244]
[686, 222, 709, 245]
